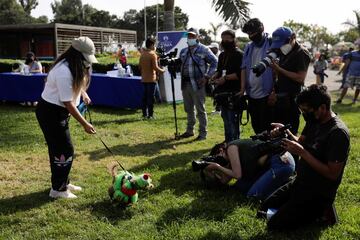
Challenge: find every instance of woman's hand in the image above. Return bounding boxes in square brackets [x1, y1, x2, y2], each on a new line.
[83, 122, 96, 134]
[205, 162, 221, 171]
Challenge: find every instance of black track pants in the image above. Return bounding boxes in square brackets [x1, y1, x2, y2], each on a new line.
[36, 99, 74, 191]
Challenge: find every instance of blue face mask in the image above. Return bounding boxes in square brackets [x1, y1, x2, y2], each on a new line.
[187, 38, 198, 47]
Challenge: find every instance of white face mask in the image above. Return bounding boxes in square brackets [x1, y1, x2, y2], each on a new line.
[280, 43, 292, 55]
[187, 38, 197, 47]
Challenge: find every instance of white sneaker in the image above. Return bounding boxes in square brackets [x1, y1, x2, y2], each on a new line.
[49, 189, 77, 199]
[67, 183, 82, 191]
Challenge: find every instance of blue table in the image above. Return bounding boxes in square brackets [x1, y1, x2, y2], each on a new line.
[0, 72, 143, 109]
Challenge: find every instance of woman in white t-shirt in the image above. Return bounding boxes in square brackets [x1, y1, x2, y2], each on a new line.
[36, 37, 97, 199]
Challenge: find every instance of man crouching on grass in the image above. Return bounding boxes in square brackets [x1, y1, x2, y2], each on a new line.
[258, 84, 350, 230]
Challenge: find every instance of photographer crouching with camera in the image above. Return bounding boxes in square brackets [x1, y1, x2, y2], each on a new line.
[179, 28, 218, 141]
[193, 126, 296, 200]
[210, 30, 245, 142]
[258, 85, 350, 230]
[254, 26, 311, 135]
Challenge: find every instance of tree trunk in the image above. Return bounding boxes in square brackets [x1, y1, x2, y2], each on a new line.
[163, 0, 175, 31]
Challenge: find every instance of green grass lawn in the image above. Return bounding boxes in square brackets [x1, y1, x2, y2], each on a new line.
[0, 96, 359, 240]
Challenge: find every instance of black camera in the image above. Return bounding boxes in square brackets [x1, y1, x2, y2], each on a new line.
[252, 51, 278, 77]
[250, 124, 291, 155]
[157, 47, 181, 67]
[192, 155, 228, 172]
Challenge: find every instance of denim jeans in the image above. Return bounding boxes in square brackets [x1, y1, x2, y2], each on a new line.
[247, 152, 295, 200]
[182, 82, 207, 137]
[142, 82, 156, 117]
[221, 106, 240, 142]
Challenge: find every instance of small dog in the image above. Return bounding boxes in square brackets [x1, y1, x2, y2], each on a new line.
[108, 164, 153, 206]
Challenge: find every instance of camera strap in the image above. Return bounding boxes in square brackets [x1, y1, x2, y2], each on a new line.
[188, 48, 204, 77]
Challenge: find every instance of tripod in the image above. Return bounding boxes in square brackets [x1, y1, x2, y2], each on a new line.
[167, 64, 180, 140]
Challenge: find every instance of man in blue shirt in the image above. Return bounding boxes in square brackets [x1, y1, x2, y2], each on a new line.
[336, 38, 360, 104]
[241, 18, 274, 134]
[179, 28, 218, 140]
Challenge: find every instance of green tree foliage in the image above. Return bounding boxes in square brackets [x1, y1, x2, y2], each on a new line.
[199, 29, 212, 45]
[51, 0, 83, 24]
[18, 0, 38, 16]
[284, 20, 338, 49]
[0, 0, 28, 24]
[113, 4, 188, 44]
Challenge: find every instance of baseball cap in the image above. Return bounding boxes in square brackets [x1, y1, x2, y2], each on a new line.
[209, 42, 219, 49]
[270, 27, 293, 49]
[187, 27, 199, 36]
[71, 36, 98, 63]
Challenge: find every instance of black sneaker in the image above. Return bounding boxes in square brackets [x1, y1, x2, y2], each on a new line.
[195, 135, 206, 141]
[180, 132, 194, 138]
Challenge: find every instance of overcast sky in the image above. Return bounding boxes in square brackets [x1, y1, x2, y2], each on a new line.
[32, 0, 358, 37]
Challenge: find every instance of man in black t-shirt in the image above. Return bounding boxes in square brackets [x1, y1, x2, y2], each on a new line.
[268, 27, 311, 135]
[259, 85, 350, 230]
[210, 30, 244, 142]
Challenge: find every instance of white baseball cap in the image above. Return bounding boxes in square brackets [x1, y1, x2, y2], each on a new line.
[71, 36, 98, 63]
[209, 42, 219, 49]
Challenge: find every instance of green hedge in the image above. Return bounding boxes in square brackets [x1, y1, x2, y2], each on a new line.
[0, 59, 140, 76]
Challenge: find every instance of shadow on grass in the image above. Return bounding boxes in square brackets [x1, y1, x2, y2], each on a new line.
[85, 138, 198, 160]
[84, 199, 134, 224]
[0, 189, 50, 215]
[156, 189, 254, 230]
[247, 226, 324, 240]
[129, 148, 208, 172]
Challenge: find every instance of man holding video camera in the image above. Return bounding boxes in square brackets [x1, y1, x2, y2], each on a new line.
[179, 28, 218, 141]
[241, 18, 274, 134]
[267, 27, 311, 134]
[210, 30, 244, 142]
[259, 85, 350, 230]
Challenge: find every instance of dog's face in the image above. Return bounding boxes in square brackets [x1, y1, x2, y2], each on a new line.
[132, 173, 153, 190]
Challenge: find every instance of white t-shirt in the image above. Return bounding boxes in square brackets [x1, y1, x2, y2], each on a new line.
[41, 60, 81, 108]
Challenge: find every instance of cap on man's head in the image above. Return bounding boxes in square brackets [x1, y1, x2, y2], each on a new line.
[187, 27, 199, 36]
[209, 42, 219, 49]
[71, 36, 98, 63]
[270, 27, 293, 49]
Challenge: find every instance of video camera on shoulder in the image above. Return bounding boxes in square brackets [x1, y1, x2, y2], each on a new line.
[250, 124, 291, 155]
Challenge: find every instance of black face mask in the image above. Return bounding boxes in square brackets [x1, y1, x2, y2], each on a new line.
[25, 58, 33, 65]
[302, 111, 318, 124]
[221, 41, 235, 51]
[249, 32, 263, 44]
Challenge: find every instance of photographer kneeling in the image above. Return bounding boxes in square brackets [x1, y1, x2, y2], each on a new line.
[198, 139, 295, 201]
[258, 84, 350, 230]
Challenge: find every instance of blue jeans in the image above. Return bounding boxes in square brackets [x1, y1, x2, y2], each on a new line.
[247, 152, 295, 200]
[221, 106, 240, 142]
[142, 82, 156, 117]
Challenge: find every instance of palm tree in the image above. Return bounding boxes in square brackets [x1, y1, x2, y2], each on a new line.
[208, 22, 223, 41]
[163, 0, 249, 31]
[343, 10, 360, 35]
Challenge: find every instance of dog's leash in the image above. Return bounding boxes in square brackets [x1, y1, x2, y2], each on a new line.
[83, 104, 126, 171]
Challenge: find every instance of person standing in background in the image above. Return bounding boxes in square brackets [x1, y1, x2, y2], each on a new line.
[139, 37, 165, 119]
